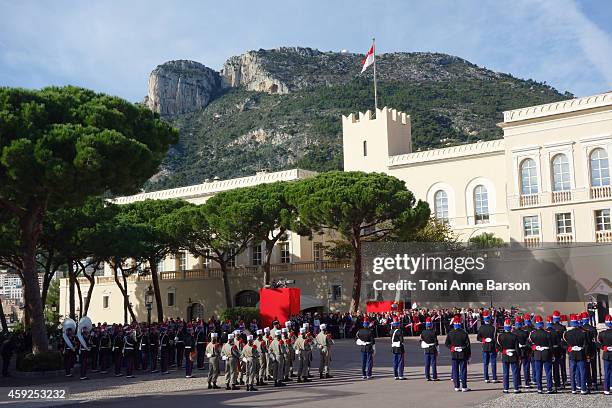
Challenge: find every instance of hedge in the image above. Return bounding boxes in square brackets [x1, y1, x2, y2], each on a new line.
[16, 351, 63, 372]
[220, 307, 260, 324]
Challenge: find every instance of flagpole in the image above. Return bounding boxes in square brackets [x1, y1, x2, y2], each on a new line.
[372, 37, 378, 113]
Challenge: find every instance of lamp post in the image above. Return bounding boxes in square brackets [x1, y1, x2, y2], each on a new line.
[145, 285, 154, 326]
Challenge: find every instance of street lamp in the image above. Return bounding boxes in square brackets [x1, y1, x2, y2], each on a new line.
[145, 285, 154, 326]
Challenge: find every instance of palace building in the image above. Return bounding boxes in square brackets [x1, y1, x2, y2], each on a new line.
[59, 91, 612, 322]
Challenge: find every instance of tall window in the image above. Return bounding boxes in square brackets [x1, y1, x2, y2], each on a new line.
[167, 291, 175, 307]
[103, 295, 109, 309]
[520, 158, 539, 195]
[434, 190, 449, 222]
[363, 140, 368, 156]
[178, 252, 187, 271]
[590, 148, 610, 187]
[555, 213, 572, 234]
[474, 185, 489, 224]
[313, 242, 323, 262]
[523, 215, 540, 237]
[226, 247, 236, 268]
[157, 259, 165, 272]
[280, 242, 290, 264]
[551, 154, 571, 191]
[595, 209, 611, 231]
[331, 284, 342, 301]
[251, 244, 262, 266]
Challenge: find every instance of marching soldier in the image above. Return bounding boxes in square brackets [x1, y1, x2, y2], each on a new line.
[168, 324, 176, 367]
[522, 313, 536, 386]
[253, 329, 268, 386]
[316, 323, 334, 379]
[159, 324, 170, 375]
[264, 327, 274, 381]
[564, 314, 588, 394]
[112, 326, 124, 377]
[546, 316, 562, 391]
[529, 315, 554, 393]
[88, 326, 100, 373]
[294, 327, 312, 383]
[269, 330, 286, 387]
[99, 325, 111, 374]
[581, 311, 598, 390]
[150, 324, 160, 373]
[597, 314, 612, 395]
[512, 316, 530, 388]
[196, 323, 207, 371]
[61, 324, 76, 377]
[241, 334, 259, 391]
[497, 318, 520, 393]
[477, 310, 498, 383]
[175, 323, 185, 369]
[551, 311, 567, 388]
[445, 316, 471, 392]
[390, 318, 405, 380]
[222, 333, 240, 390]
[420, 317, 438, 381]
[283, 323, 296, 379]
[235, 330, 246, 385]
[123, 326, 137, 378]
[356, 318, 375, 379]
[184, 324, 195, 378]
[139, 326, 150, 371]
[206, 332, 221, 389]
[77, 323, 91, 380]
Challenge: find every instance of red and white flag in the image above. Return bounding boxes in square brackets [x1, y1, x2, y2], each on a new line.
[360, 43, 375, 73]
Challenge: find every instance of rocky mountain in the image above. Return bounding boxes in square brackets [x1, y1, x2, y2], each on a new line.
[142, 47, 572, 191]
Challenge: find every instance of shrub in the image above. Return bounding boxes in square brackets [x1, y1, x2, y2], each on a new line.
[220, 307, 260, 325]
[16, 351, 63, 372]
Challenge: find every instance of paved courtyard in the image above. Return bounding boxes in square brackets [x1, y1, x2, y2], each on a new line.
[0, 335, 609, 408]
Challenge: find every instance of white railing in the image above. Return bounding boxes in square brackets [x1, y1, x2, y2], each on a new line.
[556, 234, 573, 244]
[520, 194, 539, 207]
[524, 236, 541, 247]
[551, 190, 572, 203]
[595, 230, 612, 243]
[590, 185, 612, 199]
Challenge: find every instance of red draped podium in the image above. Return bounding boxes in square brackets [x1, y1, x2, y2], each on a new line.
[259, 288, 301, 328]
[366, 301, 404, 313]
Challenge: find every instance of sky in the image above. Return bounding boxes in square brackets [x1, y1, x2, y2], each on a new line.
[1, 0, 611, 102]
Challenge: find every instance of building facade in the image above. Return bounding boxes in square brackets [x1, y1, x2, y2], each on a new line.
[60, 92, 612, 322]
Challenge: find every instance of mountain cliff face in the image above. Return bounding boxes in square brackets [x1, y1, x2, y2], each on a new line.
[142, 47, 572, 191]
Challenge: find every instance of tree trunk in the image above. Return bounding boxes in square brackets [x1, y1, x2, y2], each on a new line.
[83, 274, 95, 315]
[349, 228, 362, 314]
[113, 266, 137, 324]
[0, 299, 8, 333]
[220, 261, 232, 309]
[149, 260, 164, 323]
[68, 261, 76, 320]
[19, 209, 49, 354]
[75, 277, 83, 319]
[263, 241, 275, 286]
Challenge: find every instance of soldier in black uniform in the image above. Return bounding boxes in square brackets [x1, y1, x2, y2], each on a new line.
[529, 315, 554, 393]
[196, 323, 207, 371]
[112, 326, 124, 377]
[521, 314, 536, 387]
[598, 314, 612, 395]
[356, 318, 375, 379]
[168, 324, 176, 367]
[545, 316, 562, 391]
[477, 311, 498, 383]
[581, 311, 598, 390]
[99, 325, 111, 374]
[89, 327, 100, 373]
[184, 324, 196, 378]
[150, 324, 160, 373]
[175, 322, 186, 369]
[390, 318, 405, 380]
[563, 314, 588, 394]
[497, 318, 520, 393]
[139, 326, 150, 371]
[160, 324, 170, 374]
[61, 326, 77, 377]
[551, 311, 567, 388]
[124, 326, 137, 378]
[420, 317, 438, 381]
[445, 316, 471, 392]
[512, 316, 529, 388]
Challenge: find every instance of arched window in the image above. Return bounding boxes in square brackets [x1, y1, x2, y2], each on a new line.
[590, 148, 610, 187]
[474, 185, 489, 224]
[434, 190, 448, 222]
[551, 153, 571, 192]
[520, 158, 539, 195]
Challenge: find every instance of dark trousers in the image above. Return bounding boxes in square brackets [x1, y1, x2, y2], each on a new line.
[125, 350, 135, 376]
[176, 344, 184, 367]
[185, 349, 193, 376]
[134, 349, 141, 370]
[451, 359, 467, 389]
[393, 352, 404, 378]
[113, 351, 122, 375]
[569, 359, 587, 392]
[151, 348, 159, 372]
[483, 351, 497, 381]
[559, 351, 567, 384]
[502, 362, 519, 391]
[140, 350, 149, 371]
[99, 348, 111, 372]
[161, 348, 169, 373]
[604, 359, 611, 391]
[520, 356, 532, 385]
[197, 345, 205, 369]
[90, 348, 98, 371]
[169, 346, 175, 366]
[79, 350, 88, 378]
[586, 355, 598, 388]
[361, 351, 373, 377]
[424, 353, 437, 379]
[534, 360, 553, 391]
[64, 350, 74, 375]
